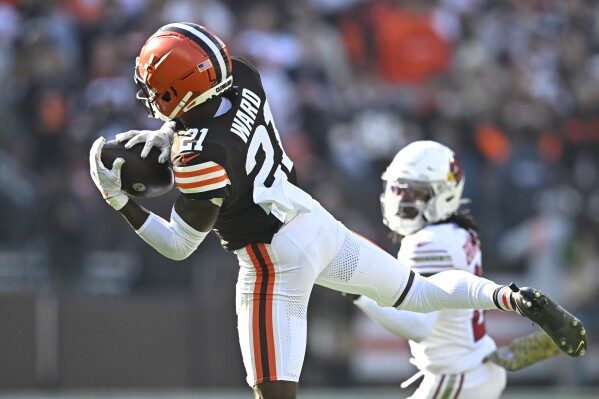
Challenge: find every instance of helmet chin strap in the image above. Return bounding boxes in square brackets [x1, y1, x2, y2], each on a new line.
[150, 103, 173, 121]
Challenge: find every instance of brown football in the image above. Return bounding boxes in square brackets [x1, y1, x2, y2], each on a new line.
[100, 140, 174, 198]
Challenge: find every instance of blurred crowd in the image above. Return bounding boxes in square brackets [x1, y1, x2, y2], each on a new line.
[1, 0, 598, 315]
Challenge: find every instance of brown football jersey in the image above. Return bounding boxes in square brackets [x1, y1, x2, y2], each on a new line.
[170, 58, 298, 251]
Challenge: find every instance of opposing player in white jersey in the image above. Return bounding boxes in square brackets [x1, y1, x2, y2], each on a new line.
[88, 22, 587, 399]
[346, 141, 505, 398]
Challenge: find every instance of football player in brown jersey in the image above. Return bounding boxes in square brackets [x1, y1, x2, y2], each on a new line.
[89, 23, 587, 399]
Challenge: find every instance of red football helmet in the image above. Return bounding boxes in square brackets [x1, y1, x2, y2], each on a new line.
[134, 22, 233, 121]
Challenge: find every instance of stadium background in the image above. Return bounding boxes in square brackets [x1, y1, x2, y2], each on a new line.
[0, 0, 598, 397]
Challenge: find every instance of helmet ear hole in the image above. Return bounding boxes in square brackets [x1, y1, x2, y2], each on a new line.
[162, 91, 172, 102]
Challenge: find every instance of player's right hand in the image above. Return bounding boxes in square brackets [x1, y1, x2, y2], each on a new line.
[116, 121, 176, 163]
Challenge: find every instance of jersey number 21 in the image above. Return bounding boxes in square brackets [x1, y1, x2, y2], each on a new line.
[245, 100, 293, 188]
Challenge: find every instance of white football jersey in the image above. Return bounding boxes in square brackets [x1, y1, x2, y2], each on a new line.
[399, 223, 497, 375]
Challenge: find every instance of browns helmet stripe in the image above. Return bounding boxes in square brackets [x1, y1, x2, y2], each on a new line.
[158, 23, 227, 83]
[182, 23, 232, 78]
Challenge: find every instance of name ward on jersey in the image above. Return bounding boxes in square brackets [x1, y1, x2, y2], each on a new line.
[230, 88, 261, 143]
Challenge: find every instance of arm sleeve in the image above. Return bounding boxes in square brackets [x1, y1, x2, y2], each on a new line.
[355, 295, 438, 342]
[135, 208, 208, 260]
[486, 330, 561, 371]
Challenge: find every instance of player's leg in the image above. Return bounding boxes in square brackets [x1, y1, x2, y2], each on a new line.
[399, 269, 503, 312]
[453, 363, 506, 399]
[236, 242, 308, 398]
[401, 272, 587, 357]
[407, 372, 462, 399]
[316, 228, 500, 311]
[234, 206, 344, 399]
[253, 381, 297, 399]
[463, 363, 506, 399]
[408, 363, 505, 399]
[315, 224, 587, 357]
[235, 242, 315, 398]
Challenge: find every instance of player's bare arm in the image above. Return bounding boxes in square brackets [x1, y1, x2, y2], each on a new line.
[117, 200, 151, 230]
[173, 194, 221, 232]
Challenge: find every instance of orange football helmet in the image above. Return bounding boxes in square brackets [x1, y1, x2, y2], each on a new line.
[134, 22, 233, 121]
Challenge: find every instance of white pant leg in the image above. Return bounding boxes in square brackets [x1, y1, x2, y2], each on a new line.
[408, 362, 506, 399]
[317, 230, 503, 312]
[235, 200, 346, 386]
[400, 270, 501, 313]
[316, 226, 415, 307]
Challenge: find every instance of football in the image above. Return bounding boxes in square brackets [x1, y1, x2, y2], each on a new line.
[100, 140, 174, 198]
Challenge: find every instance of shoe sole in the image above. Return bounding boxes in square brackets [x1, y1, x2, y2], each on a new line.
[512, 286, 587, 357]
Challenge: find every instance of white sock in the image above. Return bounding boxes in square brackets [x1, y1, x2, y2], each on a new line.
[397, 270, 510, 312]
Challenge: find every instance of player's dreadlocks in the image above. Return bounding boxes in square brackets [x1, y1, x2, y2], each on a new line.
[439, 209, 480, 234]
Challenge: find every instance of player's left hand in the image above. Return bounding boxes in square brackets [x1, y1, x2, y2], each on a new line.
[89, 136, 129, 210]
[115, 121, 175, 164]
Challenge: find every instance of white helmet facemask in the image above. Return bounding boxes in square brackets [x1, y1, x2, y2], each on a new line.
[380, 141, 466, 236]
[381, 179, 432, 236]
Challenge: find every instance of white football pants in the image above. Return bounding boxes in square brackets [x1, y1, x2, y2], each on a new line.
[234, 199, 501, 386]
